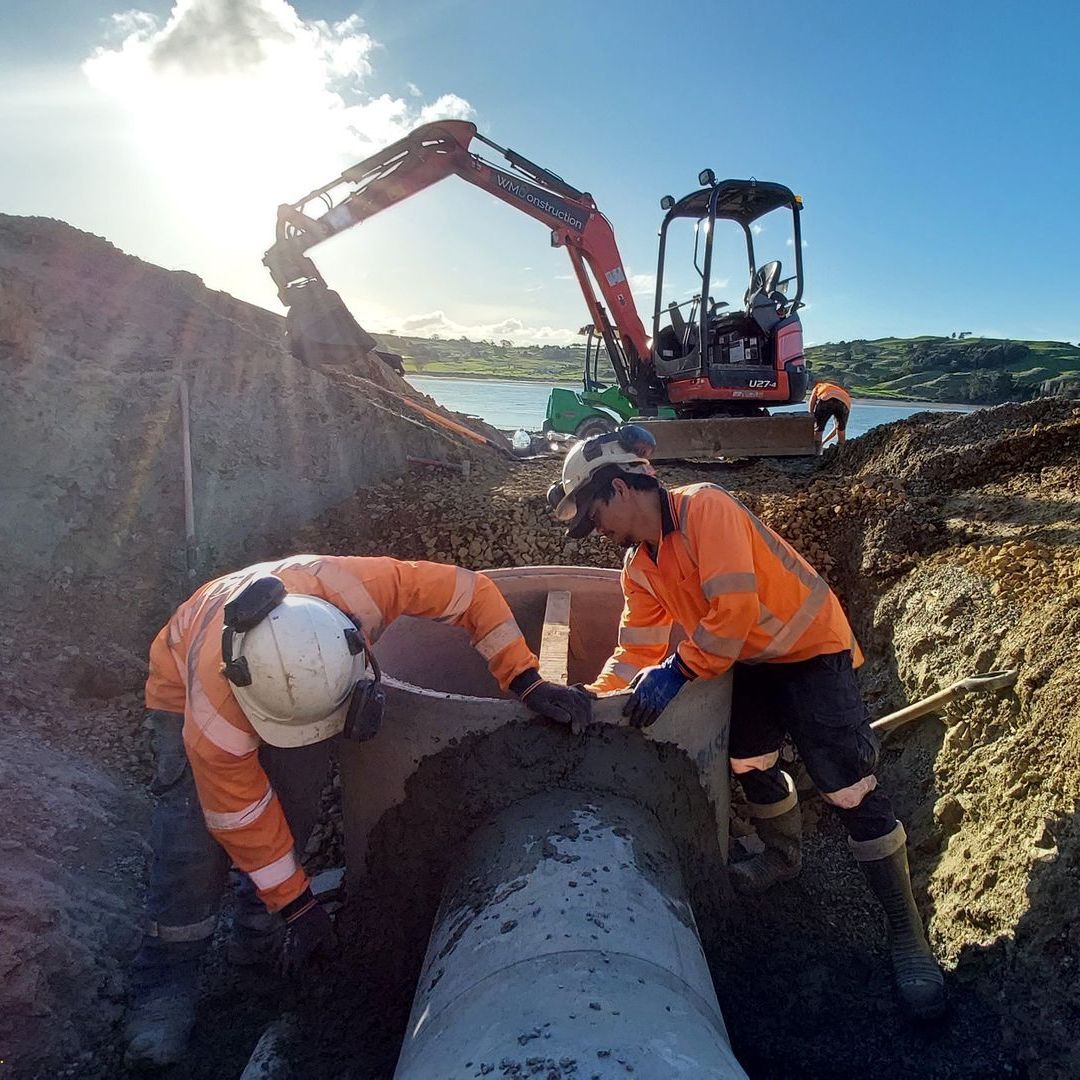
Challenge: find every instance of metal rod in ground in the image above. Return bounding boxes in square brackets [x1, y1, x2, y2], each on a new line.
[394, 788, 746, 1079]
[178, 375, 197, 578]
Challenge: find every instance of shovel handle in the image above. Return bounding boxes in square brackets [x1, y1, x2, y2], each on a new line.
[871, 668, 1018, 736]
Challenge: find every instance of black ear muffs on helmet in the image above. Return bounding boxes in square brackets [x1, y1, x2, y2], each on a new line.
[221, 576, 288, 687]
[341, 616, 385, 743]
[581, 423, 657, 462]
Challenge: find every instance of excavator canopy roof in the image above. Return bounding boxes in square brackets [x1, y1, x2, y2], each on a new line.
[665, 180, 799, 225]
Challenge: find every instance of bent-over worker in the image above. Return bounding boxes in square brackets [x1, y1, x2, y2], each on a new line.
[808, 379, 852, 448]
[126, 554, 590, 1068]
[547, 426, 944, 1021]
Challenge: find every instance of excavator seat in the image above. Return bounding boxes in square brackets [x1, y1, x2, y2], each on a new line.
[744, 260, 785, 335]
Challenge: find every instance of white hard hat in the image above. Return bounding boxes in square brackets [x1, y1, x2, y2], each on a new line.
[547, 425, 657, 538]
[227, 594, 370, 747]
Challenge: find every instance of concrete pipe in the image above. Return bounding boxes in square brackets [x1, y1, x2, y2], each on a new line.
[394, 788, 746, 1079]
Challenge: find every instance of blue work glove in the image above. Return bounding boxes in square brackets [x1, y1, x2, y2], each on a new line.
[623, 653, 694, 728]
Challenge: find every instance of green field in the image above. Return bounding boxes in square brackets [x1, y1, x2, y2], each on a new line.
[381, 331, 1080, 405]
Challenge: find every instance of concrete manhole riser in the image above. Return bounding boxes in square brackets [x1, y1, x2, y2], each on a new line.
[343, 566, 733, 875]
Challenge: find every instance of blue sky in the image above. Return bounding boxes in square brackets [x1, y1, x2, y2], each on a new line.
[2, 0, 1078, 347]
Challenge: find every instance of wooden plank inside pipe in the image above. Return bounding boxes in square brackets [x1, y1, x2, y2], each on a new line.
[538, 590, 572, 685]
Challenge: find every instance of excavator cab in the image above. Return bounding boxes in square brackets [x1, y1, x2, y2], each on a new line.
[650, 177, 809, 416]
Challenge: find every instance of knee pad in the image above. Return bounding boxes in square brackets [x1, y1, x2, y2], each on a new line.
[739, 762, 792, 807]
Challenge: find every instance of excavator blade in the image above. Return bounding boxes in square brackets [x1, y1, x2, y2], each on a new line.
[633, 415, 818, 460]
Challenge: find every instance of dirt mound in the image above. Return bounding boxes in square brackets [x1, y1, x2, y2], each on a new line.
[0, 621, 149, 1079]
[0, 214, 500, 656]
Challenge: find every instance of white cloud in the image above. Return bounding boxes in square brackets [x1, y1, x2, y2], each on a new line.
[710, 277, 730, 290]
[406, 81, 422, 97]
[396, 309, 577, 346]
[751, 223, 764, 235]
[629, 272, 656, 297]
[82, 1, 474, 229]
[785, 237, 808, 248]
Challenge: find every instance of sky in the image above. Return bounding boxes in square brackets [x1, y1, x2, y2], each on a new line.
[2, 0, 1078, 348]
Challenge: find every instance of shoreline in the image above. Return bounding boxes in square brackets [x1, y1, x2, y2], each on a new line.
[404, 371, 981, 409]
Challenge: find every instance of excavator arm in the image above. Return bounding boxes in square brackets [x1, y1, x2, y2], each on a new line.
[263, 121, 650, 397]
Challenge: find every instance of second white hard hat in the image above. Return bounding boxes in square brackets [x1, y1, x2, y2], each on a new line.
[547, 424, 657, 537]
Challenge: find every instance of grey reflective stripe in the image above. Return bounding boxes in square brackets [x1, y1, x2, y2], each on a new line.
[677, 490, 693, 534]
[612, 661, 641, 682]
[690, 624, 743, 660]
[625, 562, 656, 598]
[745, 512, 821, 592]
[751, 577, 831, 661]
[308, 559, 386, 641]
[618, 624, 671, 646]
[475, 619, 523, 660]
[437, 567, 477, 623]
[702, 571, 757, 598]
[204, 787, 274, 831]
[757, 602, 785, 637]
[150, 914, 218, 943]
[249, 850, 300, 891]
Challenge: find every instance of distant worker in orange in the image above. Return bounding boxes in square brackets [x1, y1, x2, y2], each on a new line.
[547, 426, 944, 1022]
[808, 378, 852, 448]
[126, 554, 590, 1068]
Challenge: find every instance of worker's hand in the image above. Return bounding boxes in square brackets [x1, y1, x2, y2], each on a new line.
[280, 890, 334, 978]
[520, 680, 594, 735]
[623, 653, 693, 728]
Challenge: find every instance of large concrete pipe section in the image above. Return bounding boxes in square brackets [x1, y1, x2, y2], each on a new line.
[330, 567, 738, 1076]
[395, 788, 746, 1078]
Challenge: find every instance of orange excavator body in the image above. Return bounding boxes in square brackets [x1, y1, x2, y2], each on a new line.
[263, 121, 815, 451]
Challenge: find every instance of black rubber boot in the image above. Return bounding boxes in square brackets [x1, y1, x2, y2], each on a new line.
[853, 824, 946, 1021]
[124, 940, 201, 1068]
[730, 772, 802, 894]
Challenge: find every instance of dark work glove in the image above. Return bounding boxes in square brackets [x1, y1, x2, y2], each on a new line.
[519, 679, 594, 735]
[280, 889, 334, 978]
[623, 652, 694, 728]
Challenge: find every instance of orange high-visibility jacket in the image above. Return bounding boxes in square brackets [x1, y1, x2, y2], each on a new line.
[590, 485, 861, 694]
[808, 381, 852, 412]
[146, 555, 539, 911]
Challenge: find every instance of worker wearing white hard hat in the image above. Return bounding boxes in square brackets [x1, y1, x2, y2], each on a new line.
[127, 554, 590, 1068]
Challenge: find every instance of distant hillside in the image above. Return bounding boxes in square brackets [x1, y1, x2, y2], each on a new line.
[804, 336, 1080, 404]
[379, 331, 1080, 405]
[377, 332, 585, 381]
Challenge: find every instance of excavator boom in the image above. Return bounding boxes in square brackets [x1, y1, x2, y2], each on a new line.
[264, 121, 649, 393]
[265, 120, 817, 459]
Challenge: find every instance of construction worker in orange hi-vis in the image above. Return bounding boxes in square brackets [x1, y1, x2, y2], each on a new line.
[808, 378, 852, 448]
[547, 426, 944, 1023]
[125, 554, 590, 1069]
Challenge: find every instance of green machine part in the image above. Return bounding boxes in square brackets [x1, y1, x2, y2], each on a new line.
[544, 385, 674, 439]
